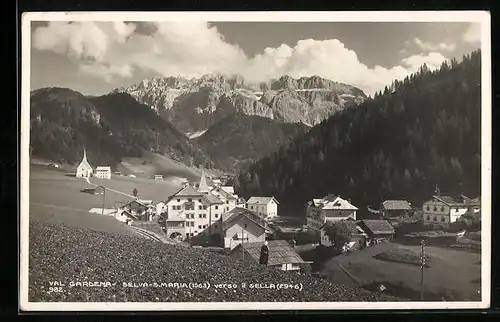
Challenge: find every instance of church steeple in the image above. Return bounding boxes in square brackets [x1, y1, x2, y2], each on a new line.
[82, 148, 88, 163]
[198, 171, 209, 193]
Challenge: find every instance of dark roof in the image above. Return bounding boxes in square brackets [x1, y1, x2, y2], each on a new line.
[381, 200, 412, 210]
[432, 195, 480, 207]
[320, 219, 360, 235]
[211, 187, 237, 200]
[173, 185, 204, 197]
[221, 207, 267, 231]
[202, 193, 224, 205]
[359, 220, 395, 235]
[232, 240, 307, 266]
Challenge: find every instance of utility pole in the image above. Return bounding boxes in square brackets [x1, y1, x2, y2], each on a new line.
[241, 227, 246, 261]
[101, 186, 106, 216]
[420, 239, 426, 301]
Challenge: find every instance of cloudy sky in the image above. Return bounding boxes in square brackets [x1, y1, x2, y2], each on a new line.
[30, 21, 481, 96]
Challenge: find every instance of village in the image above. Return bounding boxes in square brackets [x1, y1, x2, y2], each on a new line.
[71, 147, 482, 295]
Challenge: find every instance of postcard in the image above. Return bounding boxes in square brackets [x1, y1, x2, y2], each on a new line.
[20, 11, 491, 311]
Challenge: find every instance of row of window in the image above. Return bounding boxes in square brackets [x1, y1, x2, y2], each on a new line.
[425, 205, 462, 213]
[426, 215, 446, 222]
[172, 204, 230, 211]
[176, 198, 231, 205]
[185, 213, 220, 219]
[426, 205, 445, 212]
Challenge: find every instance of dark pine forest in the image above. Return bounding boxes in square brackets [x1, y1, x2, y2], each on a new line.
[236, 50, 482, 217]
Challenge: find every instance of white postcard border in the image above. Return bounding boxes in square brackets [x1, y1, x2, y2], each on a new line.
[20, 10, 492, 311]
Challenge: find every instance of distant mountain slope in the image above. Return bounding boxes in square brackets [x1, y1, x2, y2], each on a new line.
[30, 88, 215, 170]
[115, 74, 366, 134]
[236, 50, 482, 216]
[195, 114, 310, 172]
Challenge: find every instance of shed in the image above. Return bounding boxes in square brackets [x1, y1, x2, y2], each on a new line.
[357, 220, 395, 244]
[229, 240, 310, 271]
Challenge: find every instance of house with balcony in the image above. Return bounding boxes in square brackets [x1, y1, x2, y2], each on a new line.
[165, 184, 224, 240]
[305, 194, 358, 243]
[422, 194, 481, 228]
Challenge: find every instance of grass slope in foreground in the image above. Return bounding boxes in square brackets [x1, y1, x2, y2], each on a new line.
[29, 221, 401, 302]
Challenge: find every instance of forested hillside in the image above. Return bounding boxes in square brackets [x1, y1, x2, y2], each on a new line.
[195, 114, 310, 172]
[236, 50, 482, 216]
[30, 89, 215, 169]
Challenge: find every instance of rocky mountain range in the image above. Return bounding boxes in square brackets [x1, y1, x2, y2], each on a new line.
[114, 74, 367, 135]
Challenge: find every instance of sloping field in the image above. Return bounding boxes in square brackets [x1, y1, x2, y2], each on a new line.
[29, 166, 140, 236]
[28, 221, 402, 302]
[117, 152, 221, 181]
[321, 242, 481, 301]
[90, 174, 180, 202]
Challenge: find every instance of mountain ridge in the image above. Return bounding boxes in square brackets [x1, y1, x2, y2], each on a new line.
[115, 74, 367, 134]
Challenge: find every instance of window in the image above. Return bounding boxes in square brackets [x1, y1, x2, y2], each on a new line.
[203, 225, 207, 229]
[199, 214, 202, 219]
[441, 217, 445, 222]
[441, 206, 445, 212]
[433, 216, 437, 221]
[433, 206, 437, 211]
[198, 225, 202, 229]
[186, 233, 189, 238]
[188, 198, 192, 202]
[226, 201, 229, 204]
[203, 205, 207, 210]
[426, 215, 430, 220]
[177, 199, 180, 202]
[191, 233, 194, 236]
[226, 207, 229, 211]
[191, 222, 195, 227]
[244, 224, 248, 229]
[250, 206, 254, 210]
[203, 214, 206, 218]
[199, 206, 202, 210]
[215, 206, 219, 210]
[215, 214, 219, 218]
[199, 199, 202, 202]
[426, 205, 429, 211]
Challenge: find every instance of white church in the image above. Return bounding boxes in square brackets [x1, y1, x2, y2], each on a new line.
[76, 149, 93, 178]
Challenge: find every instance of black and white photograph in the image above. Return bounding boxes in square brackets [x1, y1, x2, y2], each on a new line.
[20, 11, 491, 311]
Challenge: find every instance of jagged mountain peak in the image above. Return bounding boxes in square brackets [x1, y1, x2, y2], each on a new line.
[114, 73, 367, 134]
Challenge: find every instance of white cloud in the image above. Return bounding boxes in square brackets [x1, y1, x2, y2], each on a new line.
[32, 21, 450, 96]
[463, 23, 481, 43]
[411, 37, 456, 52]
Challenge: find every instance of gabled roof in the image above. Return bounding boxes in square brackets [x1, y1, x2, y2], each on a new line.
[221, 207, 266, 231]
[172, 184, 204, 197]
[202, 193, 224, 205]
[221, 186, 235, 194]
[430, 195, 480, 207]
[359, 220, 395, 235]
[246, 196, 279, 205]
[231, 240, 307, 266]
[211, 186, 237, 200]
[311, 195, 358, 210]
[381, 200, 412, 210]
[96, 166, 111, 171]
[121, 199, 151, 209]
